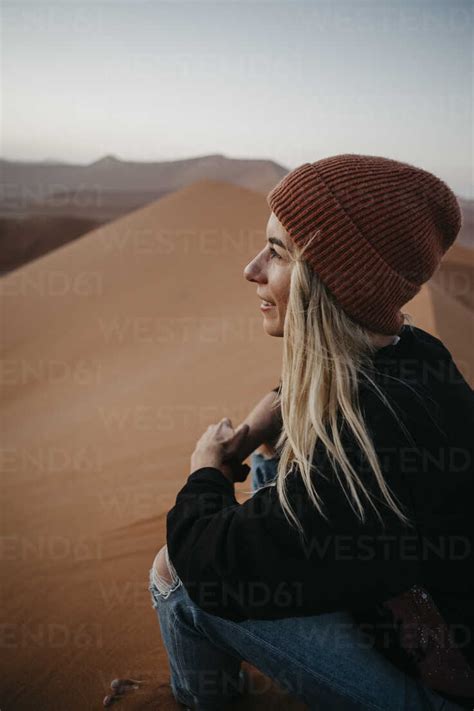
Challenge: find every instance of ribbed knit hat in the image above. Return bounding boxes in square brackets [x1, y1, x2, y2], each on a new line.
[267, 154, 462, 335]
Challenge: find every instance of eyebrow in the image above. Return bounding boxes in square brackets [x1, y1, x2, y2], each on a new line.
[267, 236, 288, 251]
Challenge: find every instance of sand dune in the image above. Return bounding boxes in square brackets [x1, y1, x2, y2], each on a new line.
[431, 241, 474, 312]
[1, 179, 472, 709]
[0, 215, 100, 275]
[0, 154, 288, 274]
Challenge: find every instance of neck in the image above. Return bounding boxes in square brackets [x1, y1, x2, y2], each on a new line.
[371, 333, 399, 349]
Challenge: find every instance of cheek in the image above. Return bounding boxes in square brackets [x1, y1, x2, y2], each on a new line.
[273, 273, 291, 307]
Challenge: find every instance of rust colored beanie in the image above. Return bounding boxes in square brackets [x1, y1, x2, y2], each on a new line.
[267, 154, 462, 335]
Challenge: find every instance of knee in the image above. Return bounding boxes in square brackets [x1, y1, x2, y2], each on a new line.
[152, 544, 174, 586]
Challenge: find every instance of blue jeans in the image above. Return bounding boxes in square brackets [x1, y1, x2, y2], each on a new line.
[148, 453, 466, 710]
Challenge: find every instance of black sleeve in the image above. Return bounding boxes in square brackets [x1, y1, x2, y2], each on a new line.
[166, 393, 423, 622]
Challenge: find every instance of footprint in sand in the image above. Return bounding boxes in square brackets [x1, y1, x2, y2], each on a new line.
[103, 678, 144, 706]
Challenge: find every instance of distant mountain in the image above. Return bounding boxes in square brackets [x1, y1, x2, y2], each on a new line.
[457, 197, 474, 249]
[87, 154, 122, 167]
[0, 153, 288, 217]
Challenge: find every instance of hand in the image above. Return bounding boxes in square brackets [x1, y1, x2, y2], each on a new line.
[191, 418, 250, 480]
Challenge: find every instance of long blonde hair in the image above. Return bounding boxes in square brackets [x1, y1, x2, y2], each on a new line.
[265, 233, 417, 539]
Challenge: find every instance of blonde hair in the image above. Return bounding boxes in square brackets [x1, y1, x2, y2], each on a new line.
[263, 233, 417, 540]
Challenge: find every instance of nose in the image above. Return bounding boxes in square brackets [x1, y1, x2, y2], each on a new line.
[243, 251, 265, 283]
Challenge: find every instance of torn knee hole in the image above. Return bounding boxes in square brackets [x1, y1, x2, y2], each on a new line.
[152, 545, 176, 594]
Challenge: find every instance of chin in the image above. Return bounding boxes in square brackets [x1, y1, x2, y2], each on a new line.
[263, 321, 284, 338]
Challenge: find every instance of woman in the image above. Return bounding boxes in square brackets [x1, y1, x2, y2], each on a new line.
[148, 155, 474, 710]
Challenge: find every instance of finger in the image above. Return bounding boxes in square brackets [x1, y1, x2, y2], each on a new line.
[223, 423, 249, 451]
[222, 425, 248, 455]
[218, 418, 234, 434]
[234, 423, 250, 439]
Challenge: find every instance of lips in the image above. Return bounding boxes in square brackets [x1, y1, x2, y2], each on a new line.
[257, 294, 275, 305]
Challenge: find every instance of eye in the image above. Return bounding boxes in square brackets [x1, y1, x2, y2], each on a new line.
[269, 246, 281, 260]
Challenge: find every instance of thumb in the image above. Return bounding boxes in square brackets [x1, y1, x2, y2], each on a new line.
[234, 423, 250, 440]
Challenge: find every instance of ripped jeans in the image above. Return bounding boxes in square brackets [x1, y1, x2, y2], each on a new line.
[148, 452, 467, 710]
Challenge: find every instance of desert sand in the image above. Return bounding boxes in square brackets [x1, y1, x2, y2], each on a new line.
[1, 180, 473, 709]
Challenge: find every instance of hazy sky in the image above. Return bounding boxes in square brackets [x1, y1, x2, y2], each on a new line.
[2, 0, 472, 197]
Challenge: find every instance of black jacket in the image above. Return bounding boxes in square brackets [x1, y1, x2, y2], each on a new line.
[166, 324, 474, 705]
